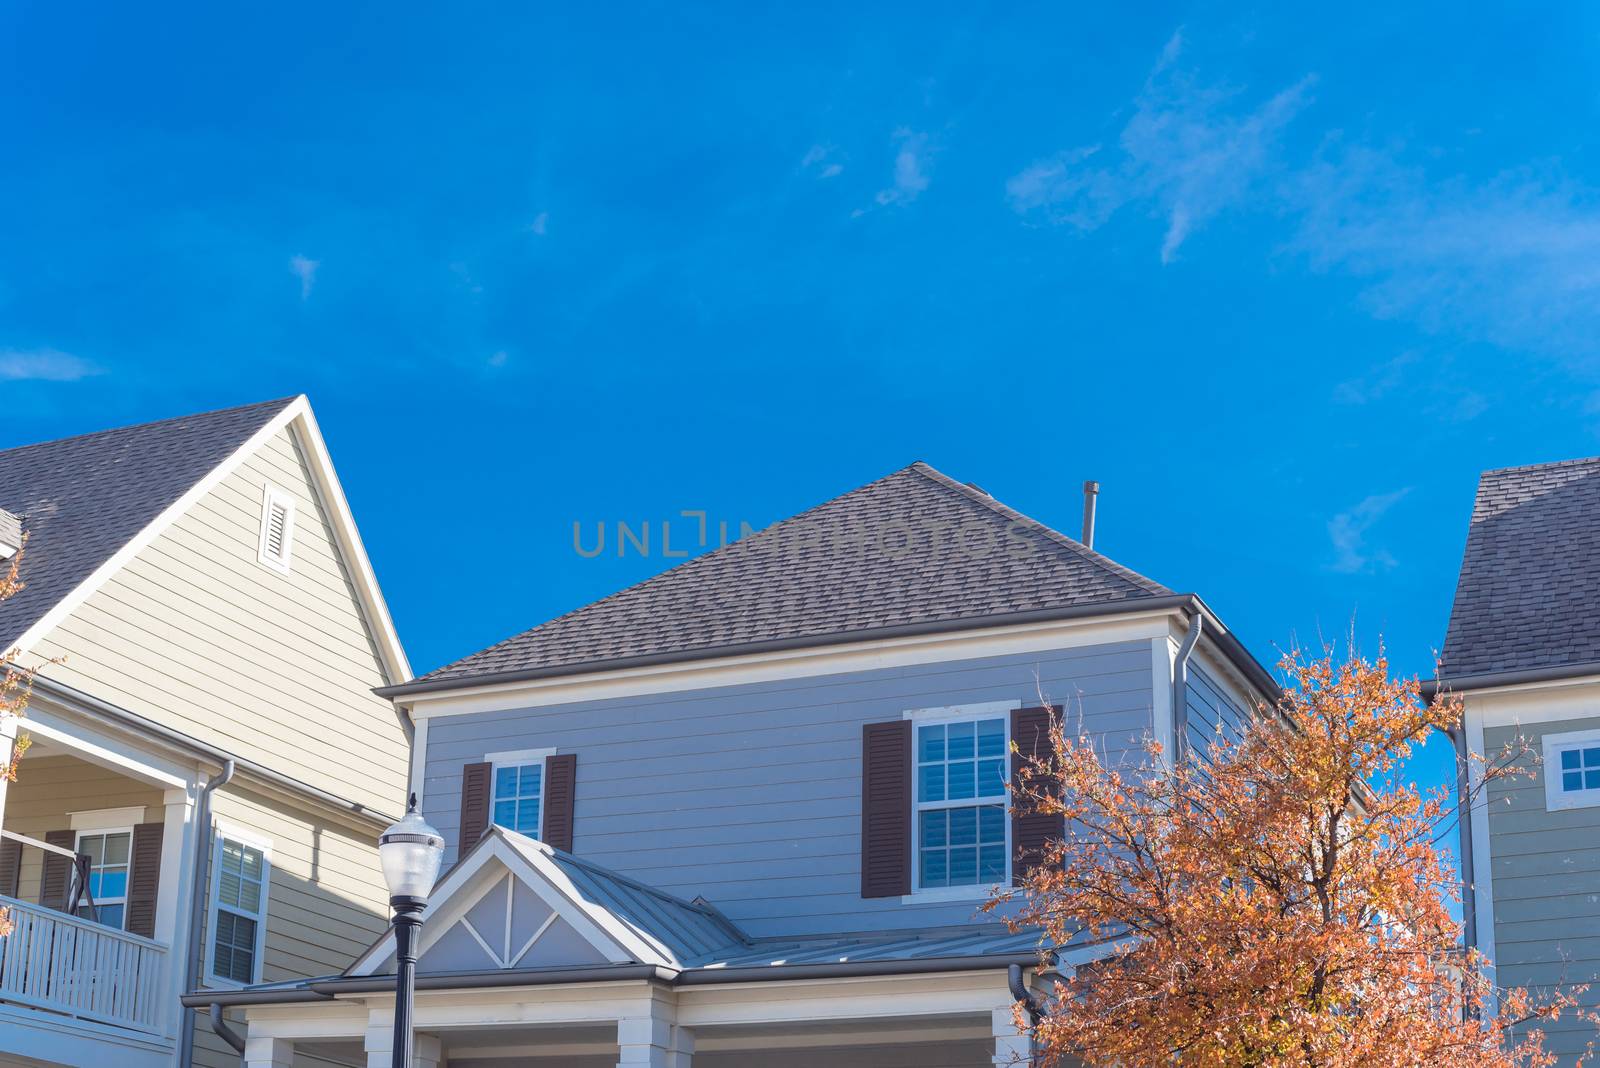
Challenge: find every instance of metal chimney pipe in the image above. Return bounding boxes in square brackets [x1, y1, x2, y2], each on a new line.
[1082, 480, 1099, 549]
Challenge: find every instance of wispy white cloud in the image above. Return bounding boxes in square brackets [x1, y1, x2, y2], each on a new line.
[1008, 32, 1313, 262]
[1332, 352, 1420, 405]
[530, 212, 549, 236]
[0, 347, 101, 382]
[289, 254, 319, 300]
[874, 129, 932, 207]
[1009, 31, 1600, 363]
[1327, 488, 1410, 573]
[801, 144, 844, 179]
[1292, 155, 1600, 361]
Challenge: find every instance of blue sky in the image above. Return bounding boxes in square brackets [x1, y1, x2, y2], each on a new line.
[5, 4, 1600, 808]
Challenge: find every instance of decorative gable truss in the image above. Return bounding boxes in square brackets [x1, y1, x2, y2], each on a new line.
[347, 828, 744, 977]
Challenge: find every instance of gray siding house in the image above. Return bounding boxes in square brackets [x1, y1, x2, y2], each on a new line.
[202, 463, 1272, 1068]
[1438, 457, 1600, 1065]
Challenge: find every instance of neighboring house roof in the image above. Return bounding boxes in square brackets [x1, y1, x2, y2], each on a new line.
[0, 395, 410, 683]
[0, 397, 296, 651]
[1439, 455, 1600, 686]
[403, 461, 1175, 691]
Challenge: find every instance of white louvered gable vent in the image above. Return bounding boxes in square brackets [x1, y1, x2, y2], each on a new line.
[257, 485, 296, 573]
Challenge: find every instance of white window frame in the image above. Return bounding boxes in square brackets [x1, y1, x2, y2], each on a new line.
[205, 823, 273, 988]
[256, 484, 297, 574]
[69, 814, 137, 931]
[902, 700, 1018, 903]
[1543, 728, 1600, 811]
[485, 748, 556, 839]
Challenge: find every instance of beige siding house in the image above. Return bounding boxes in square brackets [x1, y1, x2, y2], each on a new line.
[0, 397, 411, 1068]
[1437, 456, 1600, 1066]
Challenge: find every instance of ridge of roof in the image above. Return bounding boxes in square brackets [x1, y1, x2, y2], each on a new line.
[905, 462, 1169, 596]
[402, 460, 1175, 691]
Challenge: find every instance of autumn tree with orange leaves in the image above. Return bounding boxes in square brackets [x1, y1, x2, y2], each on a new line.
[0, 542, 34, 938]
[992, 647, 1591, 1068]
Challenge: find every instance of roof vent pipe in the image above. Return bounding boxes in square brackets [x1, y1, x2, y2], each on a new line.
[1081, 481, 1099, 549]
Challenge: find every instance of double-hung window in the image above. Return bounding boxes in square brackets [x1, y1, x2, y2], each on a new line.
[1545, 730, 1600, 811]
[209, 832, 271, 985]
[74, 829, 132, 929]
[912, 710, 1009, 892]
[487, 749, 555, 837]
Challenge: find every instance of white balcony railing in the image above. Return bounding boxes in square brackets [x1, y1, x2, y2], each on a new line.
[0, 893, 167, 1033]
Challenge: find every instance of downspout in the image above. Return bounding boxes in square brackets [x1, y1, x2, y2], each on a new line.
[1449, 721, 1479, 958]
[1008, 962, 1043, 1023]
[208, 1003, 247, 1054]
[1171, 613, 1204, 765]
[179, 759, 236, 1067]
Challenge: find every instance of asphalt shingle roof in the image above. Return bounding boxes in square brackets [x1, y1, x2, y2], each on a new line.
[420, 461, 1173, 685]
[0, 397, 297, 650]
[1440, 455, 1600, 682]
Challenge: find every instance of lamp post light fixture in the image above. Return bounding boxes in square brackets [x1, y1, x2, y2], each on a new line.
[377, 795, 445, 1068]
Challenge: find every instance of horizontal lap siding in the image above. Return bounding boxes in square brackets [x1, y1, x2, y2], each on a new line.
[1185, 659, 1249, 761]
[192, 787, 392, 1068]
[1485, 716, 1600, 1063]
[424, 641, 1154, 938]
[30, 426, 409, 815]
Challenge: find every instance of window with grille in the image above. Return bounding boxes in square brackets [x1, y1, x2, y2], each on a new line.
[210, 836, 270, 984]
[74, 829, 132, 929]
[913, 714, 1009, 890]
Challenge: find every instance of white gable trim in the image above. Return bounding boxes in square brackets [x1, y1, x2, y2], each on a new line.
[345, 830, 671, 977]
[290, 401, 411, 684]
[13, 395, 411, 685]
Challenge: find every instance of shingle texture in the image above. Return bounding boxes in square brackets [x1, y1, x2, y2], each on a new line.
[422, 462, 1173, 684]
[0, 398, 297, 650]
[1440, 455, 1600, 681]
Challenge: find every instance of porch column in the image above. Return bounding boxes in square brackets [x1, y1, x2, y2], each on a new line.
[244, 1036, 295, 1068]
[0, 713, 16, 829]
[992, 1005, 1034, 1067]
[618, 995, 679, 1067]
[365, 1019, 443, 1068]
[668, 1024, 695, 1068]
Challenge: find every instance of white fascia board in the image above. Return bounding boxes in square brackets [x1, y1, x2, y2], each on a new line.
[1462, 675, 1600, 728]
[20, 700, 198, 789]
[288, 403, 412, 685]
[405, 611, 1181, 721]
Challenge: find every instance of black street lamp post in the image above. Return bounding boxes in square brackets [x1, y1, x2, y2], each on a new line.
[378, 795, 445, 1068]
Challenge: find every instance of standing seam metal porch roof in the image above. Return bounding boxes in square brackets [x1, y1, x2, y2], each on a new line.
[413, 462, 1174, 687]
[1439, 455, 1600, 683]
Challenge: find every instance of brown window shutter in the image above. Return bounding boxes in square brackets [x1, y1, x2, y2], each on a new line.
[0, 835, 20, 898]
[125, 822, 165, 938]
[459, 762, 493, 851]
[542, 753, 577, 852]
[1011, 705, 1065, 885]
[861, 720, 912, 898]
[39, 829, 76, 911]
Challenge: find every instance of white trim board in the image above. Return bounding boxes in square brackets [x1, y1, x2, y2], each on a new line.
[403, 612, 1179, 720]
